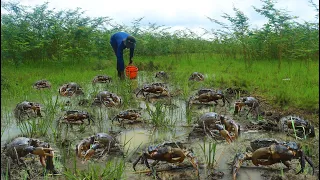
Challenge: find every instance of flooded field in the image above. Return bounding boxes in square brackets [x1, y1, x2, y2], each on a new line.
[1, 71, 318, 180]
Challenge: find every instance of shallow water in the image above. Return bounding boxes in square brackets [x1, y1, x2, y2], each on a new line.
[1, 72, 317, 180]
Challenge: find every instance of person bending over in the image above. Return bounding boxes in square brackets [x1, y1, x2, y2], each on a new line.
[110, 32, 136, 79]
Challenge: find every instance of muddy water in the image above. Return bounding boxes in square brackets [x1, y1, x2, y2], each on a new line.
[115, 97, 267, 180]
[1, 73, 317, 180]
[118, 123, 268, 180]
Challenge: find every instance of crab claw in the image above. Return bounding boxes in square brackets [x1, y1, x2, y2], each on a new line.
[232, 153, 246, 180]
[32, 147, 54, 157]
[83, 144, 100, 161]
[221, 130, 233, 144]
[234, 102, 245, 114]
[76, 136, 95, 158]
[83, 149, 95, 161]
[32, 147, 54, 167]
[215, 124, 233, 144]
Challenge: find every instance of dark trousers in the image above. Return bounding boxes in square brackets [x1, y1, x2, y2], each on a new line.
[110, 41, 125, 79]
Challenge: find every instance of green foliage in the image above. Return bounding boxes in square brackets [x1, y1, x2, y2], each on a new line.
[2, 0, 317, 64]
[207, 0, 319, 62]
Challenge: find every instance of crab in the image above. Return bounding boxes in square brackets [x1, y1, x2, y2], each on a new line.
[132, 142, 199, 178]
[92, 91, 122, 107]
[232, 138, 315, 180]
[224, 87, 249, 97]
[188, 72, 204, 81]
[92, 75, 112, 84]
[234, 96, 259, 120]
[136, 83, 169, 98]
[220, 115, 240, 140]
[197, 112, 234, 143]
[14, 101, 42, 121]
[4, 137, 57, 174]
[196, 88, 215, 96]
[33, 80, 51, 89]
[59, 82, 84, 97]
[155, 71, 169, 79]
[279, 115, 315, 138]
[76, 133, 118, 161]
[112, 109, 142, 127]
[189, 89, 230, 107]
[59, 110, 94, 125]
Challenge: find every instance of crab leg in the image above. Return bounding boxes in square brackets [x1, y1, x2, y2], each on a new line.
[185, 152, 199, 177]
[304, 154, 315, 175]
[220, 98, 225, 107]
[99, 141, 112, 157]
[297, 151, 315, 175]
[40, 155, 46, 167]
[232, 153, 248, 180]
[133, 155, 142, 171]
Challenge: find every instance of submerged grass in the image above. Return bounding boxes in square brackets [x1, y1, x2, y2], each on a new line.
[145, 101, 177, 128]
[64, 159, 125, 180]
[18, 117, 51, 138]
[198, 137, 217, 169]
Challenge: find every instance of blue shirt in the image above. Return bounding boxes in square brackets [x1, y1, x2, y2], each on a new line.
[110, 32, 134, 64]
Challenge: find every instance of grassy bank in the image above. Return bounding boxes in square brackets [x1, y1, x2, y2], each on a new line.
[1, 53, 318, 120]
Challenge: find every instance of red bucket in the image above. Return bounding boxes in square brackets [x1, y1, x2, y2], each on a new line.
[125, 65, 138, 79]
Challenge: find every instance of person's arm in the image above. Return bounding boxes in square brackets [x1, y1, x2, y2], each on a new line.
[129, 48, 134, 64]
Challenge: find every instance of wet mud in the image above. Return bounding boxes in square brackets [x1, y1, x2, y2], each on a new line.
[1, 72, 318, 180]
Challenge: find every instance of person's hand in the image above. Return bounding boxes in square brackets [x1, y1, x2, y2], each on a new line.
[129, 59, 133, 65]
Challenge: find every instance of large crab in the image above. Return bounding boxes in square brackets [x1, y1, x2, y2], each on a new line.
[59, 82, 84, 97]
[232, 138, 315, 180]
[279, 115, 315, 138]
[197, 112, 235, 143]
[234, 96, 259, 120]
[189, 72, 204, 81]
[189, 89, 230, 107]
[92, 75, 112, 84]
[136, 82, 169, 98]
[4, 137, 57, 174]
[76, 133, 118, 161]
[14, 101, 42, 121]
[92, 91, 122, 107]
[59, 110, 94, 125]
[112, 109, 142, 127]
[33, 80, 51, 89]
[133, 142, 199, 178]
[155, 71, 169, 79]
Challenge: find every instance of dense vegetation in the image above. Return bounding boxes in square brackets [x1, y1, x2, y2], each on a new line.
[1, 0, 318, 64]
